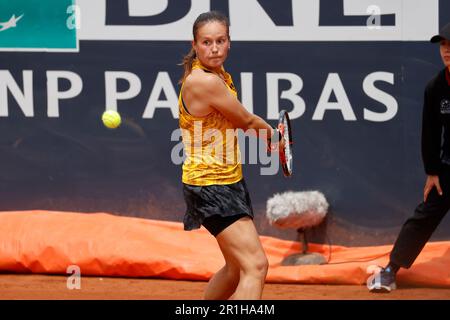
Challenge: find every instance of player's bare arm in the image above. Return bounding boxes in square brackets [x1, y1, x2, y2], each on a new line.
[185, 70, 273, 139]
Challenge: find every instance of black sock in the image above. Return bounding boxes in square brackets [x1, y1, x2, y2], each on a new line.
[385, 262, 400, 274]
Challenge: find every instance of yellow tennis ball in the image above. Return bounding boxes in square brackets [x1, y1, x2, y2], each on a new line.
[102, 110, 121, 129]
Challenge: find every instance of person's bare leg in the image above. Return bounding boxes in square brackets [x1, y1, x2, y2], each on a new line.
[215, 217, 268, 300]
[203, 263, 240, 300]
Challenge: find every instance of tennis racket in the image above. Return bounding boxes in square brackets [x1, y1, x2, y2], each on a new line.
[277, 110, 293, 177]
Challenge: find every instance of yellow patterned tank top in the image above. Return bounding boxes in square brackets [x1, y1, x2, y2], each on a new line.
[179, 60, 242, 186]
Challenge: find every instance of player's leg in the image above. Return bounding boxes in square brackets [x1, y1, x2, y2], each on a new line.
[203, 254, 240, 300]
[202, 214, 245, 300]
[215, 216, 268, 300]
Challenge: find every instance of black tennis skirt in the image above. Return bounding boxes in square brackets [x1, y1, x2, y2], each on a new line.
[182, 179, 254, 236]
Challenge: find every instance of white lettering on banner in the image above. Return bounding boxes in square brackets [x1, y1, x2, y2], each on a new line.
[0, 69, 398, 122]
[267, 73, 305, 120]
[143, 72, 178, 119]
[363, 72, 397, 122]
[105, 71, 142, 110]
[47, 71, 83, 118]
[240, 73, 254, 114]
[313, 73, 356, 121]
[0, 70, 34, 117]
[77, 0, 438, 41]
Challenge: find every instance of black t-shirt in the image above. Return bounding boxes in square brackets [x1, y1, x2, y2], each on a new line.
[422, 68, 450, 175]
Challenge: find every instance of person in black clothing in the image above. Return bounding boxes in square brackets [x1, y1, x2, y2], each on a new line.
[367, 22, 450, 292]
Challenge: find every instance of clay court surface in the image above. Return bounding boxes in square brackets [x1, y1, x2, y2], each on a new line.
[1, 274, 450, 300]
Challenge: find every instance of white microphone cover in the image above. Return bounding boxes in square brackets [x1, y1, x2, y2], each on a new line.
[266, 191, 329, 229]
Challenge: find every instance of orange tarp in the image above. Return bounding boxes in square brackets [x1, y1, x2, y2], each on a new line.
[1, 210, 450, 287]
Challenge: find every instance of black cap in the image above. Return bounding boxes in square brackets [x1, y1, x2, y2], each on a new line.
[430, 22, 450, 43]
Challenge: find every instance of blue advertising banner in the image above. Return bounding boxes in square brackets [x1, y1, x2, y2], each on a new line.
[0, 0, 449, 245]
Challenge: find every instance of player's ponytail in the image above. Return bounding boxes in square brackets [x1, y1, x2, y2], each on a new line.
[179, 11, 230, 84]
[179, 48, 197, 84]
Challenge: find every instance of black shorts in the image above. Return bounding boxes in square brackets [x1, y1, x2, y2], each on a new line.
[182, 179, 254, 237]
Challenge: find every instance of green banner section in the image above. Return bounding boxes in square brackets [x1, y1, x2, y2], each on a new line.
[0, 0, 77, 50]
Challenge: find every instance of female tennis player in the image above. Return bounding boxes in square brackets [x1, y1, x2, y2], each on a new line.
[178, 11, 279, 300]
